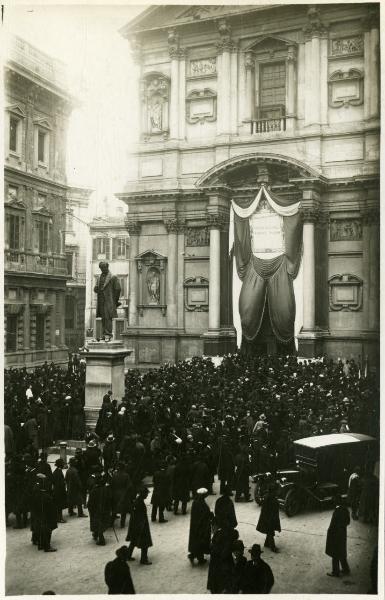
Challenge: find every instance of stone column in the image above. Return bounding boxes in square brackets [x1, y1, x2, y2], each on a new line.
[24, 289, 30, 349]
[126, 222, 141, 327]
[363, 7, 379, 120]
[216, 19, 233, 135]
[361, 208, 380, 331]
[302, 209, 317, 331]
[177, 222, 186, 330]
[59, 291, 66, 347]
[303, 7, 328, 126]
[244, 52, 255, 122]
[168, 29, 180, 139]
[208, 215, 222, 330]
[370, 24, 379, 119]
[165, 218, 178, 328]
[230, 46, 238, 134]
[178, 48, 186, 140]
[286, 45, 297, 131]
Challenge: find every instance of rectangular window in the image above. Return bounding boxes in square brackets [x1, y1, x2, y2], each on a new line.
[38, 130, 46, 162]
[36, 314, 45, 350]
[66, 252, 74, 277]
[259, 62, 286, 118]
[65, 296, 76, 329]
[38, 221, 49, 254]
[9, 117, 19, 153]
[6, 315, 18, 352]
[116, 238, 126, 259]
[8, 214, 20, 250]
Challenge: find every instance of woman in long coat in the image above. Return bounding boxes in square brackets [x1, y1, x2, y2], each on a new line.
[207, 522, 238, 593]
[188, 488, 213, 564]
[325, 496, 350, 577]
[125, 487, 153, 564]
[256, 487, 281, 552]
[52, 458, 67, 522]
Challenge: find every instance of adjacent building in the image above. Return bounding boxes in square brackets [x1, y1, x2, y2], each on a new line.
[65, 185, 93, 353]
[4, 36, 75, 367]
[119, 3, 379, 368]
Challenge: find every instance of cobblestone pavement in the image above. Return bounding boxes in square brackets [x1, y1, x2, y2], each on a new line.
[6, 478, 377, 595]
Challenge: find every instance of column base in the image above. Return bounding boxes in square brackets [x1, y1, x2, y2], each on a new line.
[202, 328, 237, 357]
[297, 329, 326, 358]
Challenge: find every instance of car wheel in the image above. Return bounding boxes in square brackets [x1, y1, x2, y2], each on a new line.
[284, 489, 301, 517]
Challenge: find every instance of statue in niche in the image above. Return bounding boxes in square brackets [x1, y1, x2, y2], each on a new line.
[149, 98, 162, 132]
[147, 267, 160, 304]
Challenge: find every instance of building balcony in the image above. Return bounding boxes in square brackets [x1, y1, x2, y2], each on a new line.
[250, 116, 287, 135]
[5, 250, 68, 277]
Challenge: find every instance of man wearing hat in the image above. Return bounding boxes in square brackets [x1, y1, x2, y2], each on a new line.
[52, 459, 67, 523]
[30, 474, 58, 552]
[65, 457, 87, 518]
[88, 472, 113, 546]
[188, 488, 212, 565]
[230, 540, 247, 593]
[125, 486, 153, 564]
[103, 434, 117, 472]
[240, 544, 274, 593]
[214, 485, 237, 530]
[256, 485, 281, 552]
[105, 546, 136, 594]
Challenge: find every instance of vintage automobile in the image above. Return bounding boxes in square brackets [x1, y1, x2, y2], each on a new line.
[253, 433, 378, 517]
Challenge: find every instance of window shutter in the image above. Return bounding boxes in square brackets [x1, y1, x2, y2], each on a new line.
[20, 217, 25, 251]
[5, 214, 10, 249]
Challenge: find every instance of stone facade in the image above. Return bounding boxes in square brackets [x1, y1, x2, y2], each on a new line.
[4, 36, 75, 368]
[118, 4, 379, 367]
[65, 186, 93, 353]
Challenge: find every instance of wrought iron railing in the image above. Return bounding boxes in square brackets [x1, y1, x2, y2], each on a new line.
[5, 251, 68, 276]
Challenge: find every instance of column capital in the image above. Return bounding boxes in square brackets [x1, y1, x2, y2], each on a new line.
[168, 28, 181, 60]
[300, 207, 319, 223]
[125, 219, 141, 235]
[303, 6, 328, 40]
[216, 18, 235, 54]
[245, 51, 255, 70]
[206, 212, 229, 230]
[164, 217, 186, 233]
[287, 44, 297, 64]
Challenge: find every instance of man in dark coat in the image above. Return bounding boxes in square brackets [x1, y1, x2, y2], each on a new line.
[234, 445, 252, 502]
[173, 454, 191, 515]
[214, 485, 238, 530]
[52, 458, 67, 523]
[230, 540, 247, 593]
[65, 458, 87, 517]
[188, 488, 212, 565]
[103, 434, 118, 472]
[30, 474, 58, 552]
[125, 487, 153, 564]
[325, 496, 351, 577]
[207, 520, 238, 593]
[94, 261, 121, 340]
[88, 473, 113, 545]
[217, 439, 235, 494]
[110, 462, 134, 528]
[191, 455, 210, 496]
[256, 486, 281, 552]
[151, 462, 169, 523]
[105, 546, 136, 594]
[240, 544, 274, 593]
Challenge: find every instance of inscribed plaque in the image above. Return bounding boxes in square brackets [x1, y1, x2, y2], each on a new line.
[249, 201, 285, 258]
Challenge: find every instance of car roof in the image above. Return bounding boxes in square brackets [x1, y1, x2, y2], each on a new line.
[294, 433, 376, 449]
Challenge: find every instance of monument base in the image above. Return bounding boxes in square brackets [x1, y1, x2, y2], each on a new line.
[202, 328, 237, 357]
[297, 329, 326, 358]
[81, 340, 132, 427]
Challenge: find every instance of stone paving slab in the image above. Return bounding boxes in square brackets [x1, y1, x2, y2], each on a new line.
[5, 478, 377, 595]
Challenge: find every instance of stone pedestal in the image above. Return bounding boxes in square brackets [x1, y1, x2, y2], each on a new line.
[81, 340, 132, 427]
[202, 327, 237, 357]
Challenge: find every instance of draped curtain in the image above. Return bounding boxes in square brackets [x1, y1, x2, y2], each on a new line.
[231, 186, 302, 343]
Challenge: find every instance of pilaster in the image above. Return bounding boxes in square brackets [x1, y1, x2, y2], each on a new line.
[126, 220, 141, 327]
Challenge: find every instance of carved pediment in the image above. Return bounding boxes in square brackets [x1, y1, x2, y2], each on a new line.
[175, 5, 224, 21]
[5, 199, 27, 211]
[33, 117, 53, 130]
[32, 206, 53, 218]
[135, 250, 167, 266]
[246, 35, 295, 52]
[6, 103, 26, 118]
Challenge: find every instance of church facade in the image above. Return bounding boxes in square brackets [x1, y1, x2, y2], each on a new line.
[119, 3, 379, 368]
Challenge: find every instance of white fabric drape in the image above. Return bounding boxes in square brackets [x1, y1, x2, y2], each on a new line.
[231, 184, 301, 218]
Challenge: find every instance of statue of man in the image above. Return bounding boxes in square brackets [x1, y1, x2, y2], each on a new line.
[94, 261, 121, 341]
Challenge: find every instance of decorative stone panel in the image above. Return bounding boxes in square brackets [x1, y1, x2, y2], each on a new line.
[184, 277, 209, 312]
[186, 89, 217, 123]
[328, 69, 363, 108]
[186, 227, 210, 246]
[330, 218, 362, 241]
[189, 57, 217, 77]
[329, 35, 364, 58]
[329, 274, 363, 311]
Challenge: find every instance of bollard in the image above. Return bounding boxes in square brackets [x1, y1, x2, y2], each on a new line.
[59, 441, 67, 466]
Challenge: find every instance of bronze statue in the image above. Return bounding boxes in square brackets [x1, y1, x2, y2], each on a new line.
[94, 261, 121, 341]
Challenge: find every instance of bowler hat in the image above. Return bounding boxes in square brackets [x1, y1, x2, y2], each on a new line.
[249, 544, 263, 556]
[116, 545, 131, 559]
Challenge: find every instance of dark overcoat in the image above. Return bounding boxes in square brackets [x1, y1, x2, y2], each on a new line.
[88, 483, 113, 533]
[126, 497, 153, 549]
[240, 559, 275, 593]
[173, 460, 191, 502]
[105, 557, 136, 594]
[256, 494, 281, 535]
[65, 465, 83, 506]
[188, 497, 212, 556]
[191, 460, 210, 493]
[207, 528, 235, 593]
[325, 505, 350, 559]
[52, 467, 67, 509]
[30, 489, 58, 534]
[151, 469, 170, 507]
[94, 273, 121, 325]
[215, 495, 238, 530]
[110, 470, 134, 514]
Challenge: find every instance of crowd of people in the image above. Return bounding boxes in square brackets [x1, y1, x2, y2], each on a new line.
[4, 352, 379, 593]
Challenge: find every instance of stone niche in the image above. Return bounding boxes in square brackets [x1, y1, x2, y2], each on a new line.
[136, 250, 167, 317]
